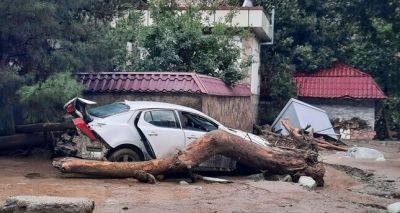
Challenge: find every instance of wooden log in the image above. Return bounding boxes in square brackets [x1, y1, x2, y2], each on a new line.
[0, 133, 46, 150]
[281, 119, 347, 151]
[53, 130, 325, 186]
[15, 121, 75, 133]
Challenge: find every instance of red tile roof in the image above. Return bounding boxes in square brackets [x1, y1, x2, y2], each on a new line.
[76, 72, 251, 97]
[293, 62, 386, 99]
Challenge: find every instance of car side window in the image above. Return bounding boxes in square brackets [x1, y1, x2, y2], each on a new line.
[180, 111, 218, 132]
[144, 110, 179, 128]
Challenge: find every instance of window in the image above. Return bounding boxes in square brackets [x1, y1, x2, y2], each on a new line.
[144, 110, 179, 128]
[88, 103, 130, 118]
[180, 112, 218, 132]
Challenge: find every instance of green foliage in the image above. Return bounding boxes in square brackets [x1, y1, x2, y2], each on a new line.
[246, 0, 400, 136]
[17, 72, 83, 122]
[116, 1, 250, 85]
[0, 0, 135, 127]
[0, 68, 25, 135]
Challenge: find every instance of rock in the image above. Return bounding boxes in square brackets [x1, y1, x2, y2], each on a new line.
[201, 176, 233, 184]
[298, 176, 317, 190]
[387, 202, 400, 213]
[179, 180, 189, 185]
[265, 174, 292, 182]
[247, 173, 266, 181]
[0, 195, 95, 213]
[280, 175, 293, 182]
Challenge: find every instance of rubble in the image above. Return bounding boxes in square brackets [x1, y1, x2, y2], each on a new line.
[0, 196, 94, 213]
[298, 176, 317, 190]
[332, 117, 376, 140]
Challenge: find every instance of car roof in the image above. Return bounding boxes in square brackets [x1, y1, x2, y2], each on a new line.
[123, 101, 221, 125]
[123, 101, 196, 112]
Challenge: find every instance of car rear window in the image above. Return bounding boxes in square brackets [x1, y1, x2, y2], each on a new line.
[88, 103, 130, 118]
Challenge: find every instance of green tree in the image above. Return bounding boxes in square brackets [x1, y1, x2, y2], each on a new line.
[0, 0, 137, 132]
[246, 0, 399, 136]
[17, 72, 83, 122]
[114, 1, 251, 85]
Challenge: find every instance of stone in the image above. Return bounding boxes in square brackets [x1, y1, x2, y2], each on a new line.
[280, 175, 293, 182]
[298, 176, 317, 190]
[387, 202, 400, 213]
[247, 173, 266, 181]
[265, 174, 292, 182]
[0, 195, 95, 213]
[179, 180, 189, 185]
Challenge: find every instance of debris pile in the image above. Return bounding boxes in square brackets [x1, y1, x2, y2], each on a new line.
[331, 117, 376, 140]
[52, 120, 348, 187]
[261, 120, 347, 152]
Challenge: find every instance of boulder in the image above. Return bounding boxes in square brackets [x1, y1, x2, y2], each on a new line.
[0, 196, 94, 213]
[179, 180, 190, 185]
[247, 173, 266, 181]
[298, 176, 316, 190]
[387, 202, 400, 213]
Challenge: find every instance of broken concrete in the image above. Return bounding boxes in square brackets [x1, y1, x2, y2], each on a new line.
[0, 195, 95, 213]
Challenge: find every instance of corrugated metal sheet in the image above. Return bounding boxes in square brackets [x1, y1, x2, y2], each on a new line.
[294, 62, 386, 99]
[77, 72, 251, 97]
[271, 98, 338, 140]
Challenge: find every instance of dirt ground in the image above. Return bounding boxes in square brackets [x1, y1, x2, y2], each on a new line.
[0, 141, 399, 213]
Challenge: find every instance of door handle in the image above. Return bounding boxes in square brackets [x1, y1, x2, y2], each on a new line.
[148, 132, 158, 136]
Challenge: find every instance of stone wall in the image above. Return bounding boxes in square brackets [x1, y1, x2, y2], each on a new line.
[301, 98, 376, 128]
[301, 98, 377, 140]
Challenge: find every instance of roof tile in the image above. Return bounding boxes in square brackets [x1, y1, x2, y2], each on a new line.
[76, 72, 251, 97]
[293, 62, 386, 99]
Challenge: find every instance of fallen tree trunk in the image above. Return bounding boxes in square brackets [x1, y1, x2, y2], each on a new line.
[0, 133, 46, 150]
[15, 121, 75, 133]
[53, 130, 325, 186]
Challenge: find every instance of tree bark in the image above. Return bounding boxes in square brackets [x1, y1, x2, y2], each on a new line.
[15, 121, 75, 133]
[53, 130, 325, 186]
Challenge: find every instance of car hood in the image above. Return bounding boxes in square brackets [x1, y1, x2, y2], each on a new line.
[223, 128, 269, 147]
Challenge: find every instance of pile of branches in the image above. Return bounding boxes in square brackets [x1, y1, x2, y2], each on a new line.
[261, 120, 347, 152]
[53, 120, 347, 187]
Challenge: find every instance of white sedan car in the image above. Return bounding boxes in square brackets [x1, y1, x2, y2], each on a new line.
[62, 98, 269, 163]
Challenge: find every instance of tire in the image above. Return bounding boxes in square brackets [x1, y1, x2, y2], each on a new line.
[108, 148, 141, 162]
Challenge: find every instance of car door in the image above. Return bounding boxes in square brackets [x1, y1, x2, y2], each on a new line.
[137, 109, 185, 158]
[178, 111, 219, 144]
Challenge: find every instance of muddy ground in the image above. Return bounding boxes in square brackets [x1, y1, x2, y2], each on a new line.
[0, 140, 399, 213]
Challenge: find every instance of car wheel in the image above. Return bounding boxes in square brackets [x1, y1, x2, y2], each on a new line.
[108, 148, 141, 162]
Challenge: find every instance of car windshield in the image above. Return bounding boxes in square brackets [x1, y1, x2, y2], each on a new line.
[88, 103, 130, 118]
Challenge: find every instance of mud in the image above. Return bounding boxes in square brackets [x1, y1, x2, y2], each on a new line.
[0, 140, 399, 212]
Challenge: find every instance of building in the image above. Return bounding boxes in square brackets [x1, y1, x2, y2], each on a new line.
[138, 4, 273, 122]
[293, 62, 386, 140]
[77, 72, 255, 131]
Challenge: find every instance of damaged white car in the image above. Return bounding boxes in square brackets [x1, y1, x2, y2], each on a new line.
[59, 98, 268, 166]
